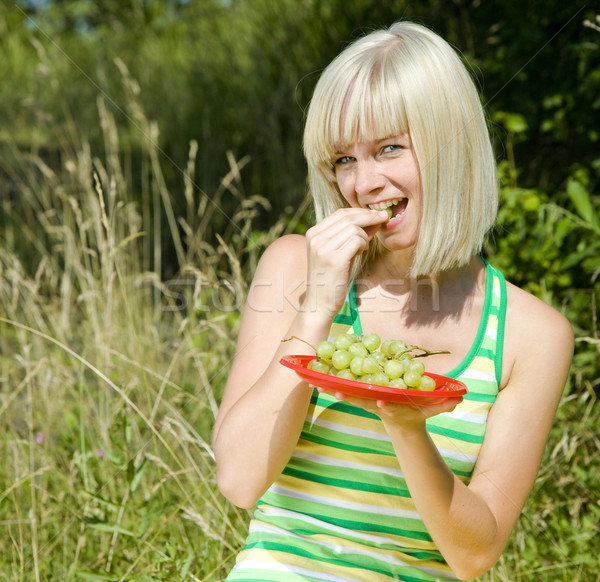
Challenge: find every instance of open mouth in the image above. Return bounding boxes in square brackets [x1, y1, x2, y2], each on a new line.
[368, 198, 408, 221]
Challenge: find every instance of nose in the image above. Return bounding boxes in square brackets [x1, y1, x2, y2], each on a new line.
[354, 159, 385, 197]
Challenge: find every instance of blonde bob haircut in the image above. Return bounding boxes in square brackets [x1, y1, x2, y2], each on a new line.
[303, 21, 498, 278]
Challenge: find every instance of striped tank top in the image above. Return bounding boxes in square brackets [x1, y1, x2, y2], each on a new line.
[226, 260, 507, 582]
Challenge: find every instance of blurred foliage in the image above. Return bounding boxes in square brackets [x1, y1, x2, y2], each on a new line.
[4, 0, 599, 224]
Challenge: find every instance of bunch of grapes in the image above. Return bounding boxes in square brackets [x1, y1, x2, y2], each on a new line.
[307, 332, 437, 391]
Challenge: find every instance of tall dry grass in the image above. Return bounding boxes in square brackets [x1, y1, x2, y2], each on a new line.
[0, 60, 309, 581]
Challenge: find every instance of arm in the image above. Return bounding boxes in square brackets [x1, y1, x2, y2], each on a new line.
[343, 286, 574, 579]
[213, 210, 388, 508]
[211, 234, 326, 508]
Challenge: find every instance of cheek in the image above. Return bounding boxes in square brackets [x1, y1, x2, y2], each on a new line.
[335, 177, 357, 206]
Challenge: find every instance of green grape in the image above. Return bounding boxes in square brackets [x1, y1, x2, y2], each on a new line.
[348, 342, 369, 358]
[316, 341, 336, 361]
[332, 349, 352, 370]
[384, 359, 405, 380]
[380, 340, 394, 356]
[350, 356, 365, 376]
[334, 334, 355, 349]
[420, 375, 436, 391]
[308, 359, 330, 374]
[408, 360, 425, 375]
[403, 370, 422, 388]
[361, 356, 381, 375]
[389, 340, 408, 356]
[362, 332, 381, 352]
[371, 372, 389, 386]
[389, 377, 408, 390]
[336, 368, 356, 381]
[308, 332, 447, 393]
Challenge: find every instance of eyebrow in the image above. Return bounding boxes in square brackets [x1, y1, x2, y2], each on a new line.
[333, 134, 410, 154]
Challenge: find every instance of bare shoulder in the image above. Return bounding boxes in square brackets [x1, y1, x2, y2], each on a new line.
[255, 234, 307, 271]
[505, 281, 573, 343]
[248, 234, 308, 305]
[502, 281, 574, 388]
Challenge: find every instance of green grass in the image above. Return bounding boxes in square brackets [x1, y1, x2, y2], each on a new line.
[1, 83, 598, 582]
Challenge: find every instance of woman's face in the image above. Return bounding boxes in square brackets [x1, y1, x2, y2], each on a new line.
[333, 134, 422, 252]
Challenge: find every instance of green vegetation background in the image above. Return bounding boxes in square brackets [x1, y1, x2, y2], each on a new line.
[0, 1, 599, 580]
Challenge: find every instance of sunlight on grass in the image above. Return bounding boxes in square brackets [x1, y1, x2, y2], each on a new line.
[0, 51, 598, 582]
[0, 79, 297, 579]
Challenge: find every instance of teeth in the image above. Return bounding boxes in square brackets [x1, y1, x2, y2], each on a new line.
[368, 199, 403, 211]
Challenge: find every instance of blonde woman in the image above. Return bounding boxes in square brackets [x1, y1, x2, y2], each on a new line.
[212, 21, 573, 581]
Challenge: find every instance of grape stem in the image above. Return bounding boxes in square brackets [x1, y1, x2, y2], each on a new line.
[409, 346, 451, 358]
[281, 336, 317, 352]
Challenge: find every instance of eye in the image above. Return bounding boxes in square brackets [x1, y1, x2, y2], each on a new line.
[333, 155, 354, 167]
[381, 144, 403, 154]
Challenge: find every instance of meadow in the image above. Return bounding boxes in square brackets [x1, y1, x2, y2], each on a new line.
[1, 2, 599, 580]
[1, 89, 598, 582]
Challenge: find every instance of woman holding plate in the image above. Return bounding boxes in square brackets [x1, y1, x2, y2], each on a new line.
[212, 21, 573, 581]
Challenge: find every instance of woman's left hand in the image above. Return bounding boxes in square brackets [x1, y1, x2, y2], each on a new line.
[317, 387, 462, 427]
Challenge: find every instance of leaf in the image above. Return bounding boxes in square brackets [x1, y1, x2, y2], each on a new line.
[504, 112, 528, 133]
[87, 522, 135, 537]
[567, 178, 600, 232]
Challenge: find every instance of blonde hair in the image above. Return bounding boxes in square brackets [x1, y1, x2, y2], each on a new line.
[303, 21, 498, 278]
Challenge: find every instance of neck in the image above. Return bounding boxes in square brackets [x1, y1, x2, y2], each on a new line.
[359, 254, 484, 303]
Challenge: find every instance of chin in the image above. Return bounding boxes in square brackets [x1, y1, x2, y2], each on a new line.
[376, 232, 418, 252]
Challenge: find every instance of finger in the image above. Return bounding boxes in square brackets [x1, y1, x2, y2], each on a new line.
[313, 208, 388, 235]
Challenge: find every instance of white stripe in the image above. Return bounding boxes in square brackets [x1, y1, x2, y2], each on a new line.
[231, 560, 363, 582]
[268, 484, 421, 520]
[257, 505, 411, 548]
[250, 522, 413, 566]
[441, 410, 487, 424]
[304, 417, 389, 442]
[485, 326, 498, 340]
[459, 368, 496, 382]
[292, 449, 405, 478]
[437, 446, 477, 464]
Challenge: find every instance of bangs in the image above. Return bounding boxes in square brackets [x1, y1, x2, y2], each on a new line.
[305, 49, 409, 179]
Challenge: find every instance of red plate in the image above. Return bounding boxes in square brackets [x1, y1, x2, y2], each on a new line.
[280, 355, 467, 404]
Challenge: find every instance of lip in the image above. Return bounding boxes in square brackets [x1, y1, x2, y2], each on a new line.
[367, 197, 406, 211]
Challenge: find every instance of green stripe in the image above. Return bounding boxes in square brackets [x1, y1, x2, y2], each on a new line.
[348, 280, 363, 336]
[493, 265, 507, 386]
[245, 519, 444, 563]
[300, 432, 396, 456]
[475, 345, 495, 360]
[257, 496, 431, 539]
[332, 312, 353, 325]
[463, 391, 496, 403]
[426, 424, 484, 444]
[227, 570, 324, 582]
[443, 460, 476, 478]
[310, 393, 381, 420]
[282, 466, 411, 497]
[242, 540, 440, 581]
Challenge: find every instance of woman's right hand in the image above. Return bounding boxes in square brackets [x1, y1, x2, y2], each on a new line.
[303, 208, 388, 317]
